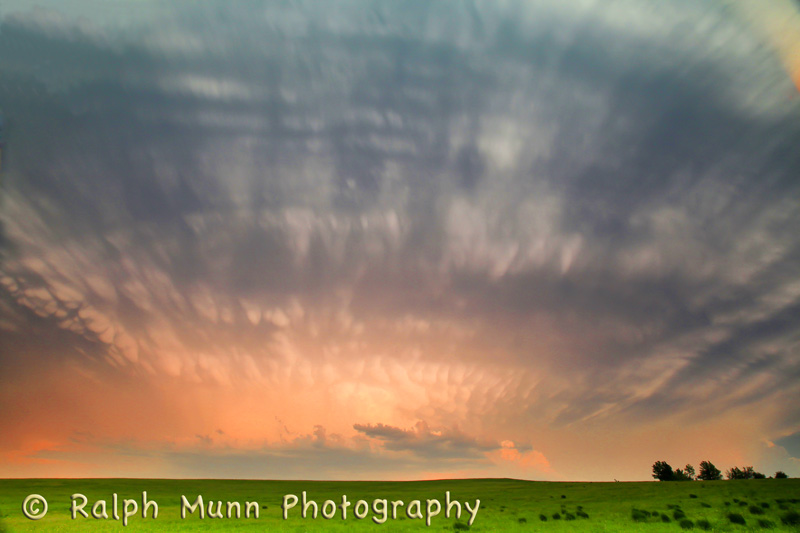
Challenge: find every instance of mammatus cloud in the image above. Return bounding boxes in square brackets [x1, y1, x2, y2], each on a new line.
[1, 0, 799, 480]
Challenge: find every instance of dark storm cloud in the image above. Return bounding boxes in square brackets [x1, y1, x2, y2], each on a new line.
[1, 0, 799, 478]
[776, 431, 800, 458]
[354, 422, 496, 460]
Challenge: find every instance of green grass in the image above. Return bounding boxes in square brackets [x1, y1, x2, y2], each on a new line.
[0, 478, 798, 531]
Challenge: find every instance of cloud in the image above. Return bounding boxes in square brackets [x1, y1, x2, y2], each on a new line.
[14, 422, 549, 480]
[1, 0, 799, 480]
[775, 431, 800, 459]
[353, 421, 496, 460]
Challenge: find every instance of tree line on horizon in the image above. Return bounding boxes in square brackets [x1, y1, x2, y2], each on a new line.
[651, 460, 790, 481]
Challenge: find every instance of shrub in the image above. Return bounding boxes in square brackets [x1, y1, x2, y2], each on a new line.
[737, 500, 747, 507]
[778, 503, 789, 510]
[563, 512, 576, 520]
[560, 494, 566, 499]
[748, 504, 764, 515]
[631, 509, 648, 522]
[700, 502, 712, 508]
[724, 501, 731, 506]
[453, 522, 470, 531]
[538, 514, 547, 521]
[775, 471, 788, 479]
[760, 502, 769, 508]
[576, 510, 589, 518]
[727, 512, 746, 525]
[781, 511, 800, 526]
[757, 518, 774, 528]
[518, 517, 526, 524]
[551, 513, 561, 520]
[661, 513, 671, 522]
[679, 518, 694, 529]
[673, 509, 686, 520]
[696, 519, 711, 530]
[689, 493, 698, 498]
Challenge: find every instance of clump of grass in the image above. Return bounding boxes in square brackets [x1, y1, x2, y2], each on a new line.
[727, 512, 746, 525]
[453, 522, 470, 531]
[551, 512, 561, 520]
[778, 502, 790, 510]
[733, 498, 741, 503]
[667, 504, 681, 510]
[563, 512, 576, 521]
[517, 517, 527, 524]
[631, 509, 648, 522]
[689, 494, 698, 498]
[538, 514, 547, 521]
[724, 501, 731, 506]
[576, 510, 589, 519]
[696, 519, 711, 530]
[661, 513, 671, 522]
[679, 518, 694, 529]
[748, 504, 764, 515]
[781, 510, 800, 526]
[757, 518, 774, 528]
[737, 500, 748, 507]
[700, 502, 712, 508]
[760, 502, 769, 509]
[560, 494, 566, 499]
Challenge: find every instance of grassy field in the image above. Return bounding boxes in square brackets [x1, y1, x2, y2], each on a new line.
[0, 478, 798, 531]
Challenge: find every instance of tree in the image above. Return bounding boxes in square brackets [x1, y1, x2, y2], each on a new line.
[684, 464, 696, 479]
[673, 468, 693, 481]
[775, 471, 788, 479]
[726, 466, 758, 480]
[698, 460, 722, 481]
[726, 466, 745, 480]
[652, 460, 674, 481]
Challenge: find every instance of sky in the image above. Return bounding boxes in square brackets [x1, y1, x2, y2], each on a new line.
[1, 0, 799, 482]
